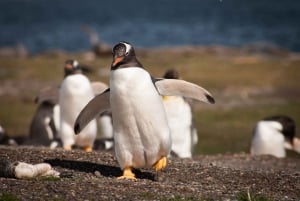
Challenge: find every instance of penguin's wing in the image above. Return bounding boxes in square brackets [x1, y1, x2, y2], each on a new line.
[74, 88, 111, 134]
[154, 78, 215, 104]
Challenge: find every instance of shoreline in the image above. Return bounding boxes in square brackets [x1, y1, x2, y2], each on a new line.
[0, 42, 299, 59]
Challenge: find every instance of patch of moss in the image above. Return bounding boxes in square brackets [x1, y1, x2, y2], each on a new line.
[0, 193, 20, 201]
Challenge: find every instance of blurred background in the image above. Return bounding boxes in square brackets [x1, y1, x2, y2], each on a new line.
[0, 0, 299, 156]
[1, 0, 300, 53]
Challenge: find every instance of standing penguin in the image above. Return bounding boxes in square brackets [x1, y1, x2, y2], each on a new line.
[251, 115, 300, 158]
[74, 41, 215, 180]
[162, 69, 198, 158]
[28, 86, 60, 148]
[59, 60, 97, 152]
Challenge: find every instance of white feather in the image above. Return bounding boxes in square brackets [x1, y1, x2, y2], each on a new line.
[163, 96, 195, 158]
[251, 121, 285, 158]
[110, 67, 171, 169]
[59, 74, 97, 148]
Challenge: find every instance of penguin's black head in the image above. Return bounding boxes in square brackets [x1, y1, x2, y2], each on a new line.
[111, 41, 142, 70]
[64, 59, 82, 77]
[263, 115, 296, 144]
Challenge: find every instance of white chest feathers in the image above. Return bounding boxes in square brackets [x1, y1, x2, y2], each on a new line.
[110, 67, 171, 169]
[59, 74, 97, 148]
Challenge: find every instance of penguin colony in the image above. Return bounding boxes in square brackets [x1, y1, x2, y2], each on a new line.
[1, 41, 299, 180]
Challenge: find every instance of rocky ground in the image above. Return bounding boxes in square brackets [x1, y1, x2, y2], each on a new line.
[0, 146, 299, 201]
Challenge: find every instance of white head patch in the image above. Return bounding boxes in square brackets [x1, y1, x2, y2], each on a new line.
[73, 60, 79, 67]
[120, 42, 132, 55]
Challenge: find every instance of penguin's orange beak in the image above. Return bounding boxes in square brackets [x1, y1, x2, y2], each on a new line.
[112, 56, 124, 67]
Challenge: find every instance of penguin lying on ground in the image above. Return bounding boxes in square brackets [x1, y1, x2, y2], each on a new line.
[162, 69, 198, 158]
[250, 115, 300, 158]
[74, 41, 215, 180]
[0, 160, 60, 179]
[59, 60, 97, 152]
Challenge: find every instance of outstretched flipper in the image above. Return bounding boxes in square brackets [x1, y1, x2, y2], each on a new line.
[154, 79, 215, 104]
[74, 89, 111, 134]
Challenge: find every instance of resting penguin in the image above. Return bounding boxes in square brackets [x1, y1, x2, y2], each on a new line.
[162, 69, 198, 158]
[250, 115, 300, 158]
[74, 41, 215, 180]
[59, 60, 97, 152]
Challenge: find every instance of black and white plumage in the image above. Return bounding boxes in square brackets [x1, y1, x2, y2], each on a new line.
[0, 124, 6, 143]
[28, 86, 61, 148]
[59, 60, 97, 152]
[251, 115, 300, 158]
[162, 69, 198, 158]
[74, 41, 215, 179]
[0, 124, 26, 146]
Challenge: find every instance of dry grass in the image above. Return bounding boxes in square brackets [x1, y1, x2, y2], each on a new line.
[0, 46, 299, 155]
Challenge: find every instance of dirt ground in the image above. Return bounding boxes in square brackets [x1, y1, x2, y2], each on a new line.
[0, 146, 299, 201]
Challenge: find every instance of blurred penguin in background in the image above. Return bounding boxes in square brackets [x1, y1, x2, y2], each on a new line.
[59, 60, 97, 152]
[251, 115, 300, 158]
[0, 124, 26, 146]
[28, 86, 61, 148]
[162, 69, 198, 158]
[0, 124, 14, 145]
[90, 82, 114, 150]
[0, 124, 6, 143]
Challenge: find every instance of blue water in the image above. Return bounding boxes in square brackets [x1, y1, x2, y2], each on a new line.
[0, 0, 300, 54]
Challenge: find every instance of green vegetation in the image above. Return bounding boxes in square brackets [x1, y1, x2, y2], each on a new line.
[0, 193, 20, 201]
[237, 191, 272, 201]
[0, 48, 299, 155]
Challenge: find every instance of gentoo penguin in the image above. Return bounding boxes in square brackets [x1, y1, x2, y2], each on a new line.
[0, 124, 5, 142]
[0, 160, 60, 179]
[28, 86, 61, 148]
[0, 124, 26, 146]
[74, 41, 215, 180]
[162, 69, 198, 158]
[0, 124, 13, 145]
[59, 60, 97, 152]
[251, 115, 300, 158]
